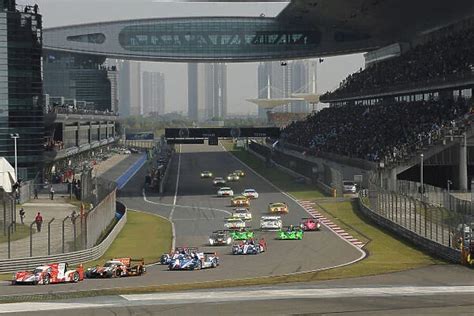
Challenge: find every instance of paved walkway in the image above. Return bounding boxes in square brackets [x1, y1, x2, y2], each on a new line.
[0, 153, 140, 259]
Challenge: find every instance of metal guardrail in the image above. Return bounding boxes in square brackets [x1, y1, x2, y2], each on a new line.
[0, 202, 127, 274]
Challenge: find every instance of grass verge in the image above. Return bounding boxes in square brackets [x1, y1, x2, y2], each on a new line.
[86, 210, 172, 267]
[0, 224, 31, 243]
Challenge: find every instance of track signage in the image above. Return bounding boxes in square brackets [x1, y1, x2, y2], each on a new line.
[165, 127, 280, 139]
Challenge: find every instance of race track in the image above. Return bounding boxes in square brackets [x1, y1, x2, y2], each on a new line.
[0, 144, 363, 296]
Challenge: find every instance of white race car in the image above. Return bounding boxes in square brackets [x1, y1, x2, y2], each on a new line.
[242, 188, 259, 199]
[232, 207, 252, 221]
[217, 187, 234, 197]
[224, 217, 246, 230]
[260, 216, 282, 230]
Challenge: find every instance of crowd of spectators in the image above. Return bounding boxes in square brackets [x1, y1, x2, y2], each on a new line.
[323, 26, 474, 99]
[49, 105, 118, 117]
[44, 139, 64, 151]
[283, 98, 472, 164]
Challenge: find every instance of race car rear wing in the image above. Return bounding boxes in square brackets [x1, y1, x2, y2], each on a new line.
[261, 216, 282, 220]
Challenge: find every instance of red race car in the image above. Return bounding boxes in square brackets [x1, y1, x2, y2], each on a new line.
[300, 218, 321, 231]
[12, 262, 84, 285]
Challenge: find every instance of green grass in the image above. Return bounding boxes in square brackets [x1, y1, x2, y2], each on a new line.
[86, 210, 172, 268]
[0, 224, 31, 243]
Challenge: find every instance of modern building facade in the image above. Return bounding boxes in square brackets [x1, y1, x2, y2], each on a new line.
[142, 71, 165, 116]
[43, 51, 115, 112]
[0, 2, 43, 180]
[187, 63, 198, 121]
[203, 63, 227, 120]
[118, 60, 141, 116]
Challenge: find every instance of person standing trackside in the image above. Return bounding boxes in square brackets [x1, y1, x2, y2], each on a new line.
[33, 187, 38, 199]
[19, 208, 25, 224]
[50, 185, 54, 200]
[35, 212, 43, 232]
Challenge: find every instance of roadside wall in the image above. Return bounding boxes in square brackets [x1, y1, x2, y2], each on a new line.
[86, 189, 117, 248]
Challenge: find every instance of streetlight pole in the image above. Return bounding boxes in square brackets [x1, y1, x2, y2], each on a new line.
[9, 134, 19, 181]
[420, 153, 424, 202]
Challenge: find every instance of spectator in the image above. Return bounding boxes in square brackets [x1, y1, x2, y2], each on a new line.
[49, 185, 54, 200]
[33, 187, 38, 199]
[35, 212, 43, 232]
[19, 208, 25, 224]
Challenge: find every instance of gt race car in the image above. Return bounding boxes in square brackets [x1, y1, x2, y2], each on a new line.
[232, 239, 267, 255]
[160, 247, 199, 265]
[226, 173, 240, 181]
[13, 263, 84, 285]
[242, 188, 259, 199]
[217, 187, 234, 197]
[260, 216, 283, 230]
[277, 226, 304, 240]
[234, 170, 246, 177]
[300, 218, 321, 231]
[231, 196, 250, 207]
[213, 177, 226, 186]
[268, 202, 289, 214]
[86, 258, 145, 278]
[230, 229, 255, 240]
[168, 252, 219, 270]
[209, 230, 232, 246]
[200, 171, 213, 178]
[232, 207, 252, 220]
[224, 217, 246, 230]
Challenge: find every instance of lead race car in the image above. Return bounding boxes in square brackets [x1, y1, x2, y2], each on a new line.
[300, 218, 321, 231]
[12, 263, 84, 285]
[168, 252, 219, 270]
[232, 238, 267, 255]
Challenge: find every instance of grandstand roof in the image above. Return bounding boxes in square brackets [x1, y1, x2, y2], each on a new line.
[291, 93, 320, 103]
[247, 98, 305, 109]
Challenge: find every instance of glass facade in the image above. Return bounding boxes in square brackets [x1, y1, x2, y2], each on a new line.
[118, 17, 321, 59]
[0, 8, 43, 180]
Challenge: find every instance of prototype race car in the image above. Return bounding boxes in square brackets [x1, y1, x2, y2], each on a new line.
[242, 188, 259, 199]
[200, 170, 213, 178]
[160, 247, 199, 265]
[208, 230, 232, 246]
[277, 226, 304, 240]
[85, 258, 145, 278]
[268, 202, 289, 214]
[224, 217, 246, 230]
[232, 239, 267, 255]
[226, 173, 240, 181]
[230, 229, 255, 240]
[12, 263, 84, 285]
[300, 218, 321, 231]
[232, 207, 252, 220]
[231, 195, 250, 207]
[234, 170, 246, 177]
[168, 252, 219, 270]
[217, 187, 234, 197]
[260, 216, 283, 230]
[213, 177, 226, 186]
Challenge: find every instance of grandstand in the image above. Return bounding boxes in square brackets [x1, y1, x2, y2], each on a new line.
[282, 19, 474, 192]
[267, 112, 309, 128]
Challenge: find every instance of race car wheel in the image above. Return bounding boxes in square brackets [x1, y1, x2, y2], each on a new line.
[115, 269, 121, 277]
[43, 274, 50, 285]
[72, 271, 80, 283]
[211, 259, 217, 268]
[138, 267, 144, 275]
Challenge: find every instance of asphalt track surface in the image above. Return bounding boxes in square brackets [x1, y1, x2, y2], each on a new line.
[0, 144, 362, 296]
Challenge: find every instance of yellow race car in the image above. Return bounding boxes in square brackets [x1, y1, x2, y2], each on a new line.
[231, 195, 250, 207]
[234, 170, 246, 177]
[268, 202, 289, 214]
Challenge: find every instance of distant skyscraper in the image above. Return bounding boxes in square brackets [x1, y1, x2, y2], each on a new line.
[203, 63, 227, 120]
[118, 60, 141, 116]
[290, 60, 317, 113]
[257, 62, 287, 118]
[188, 63, 198, 121]
[142, 71, 165, 116]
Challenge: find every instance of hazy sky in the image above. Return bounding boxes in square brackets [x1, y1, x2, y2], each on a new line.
[24, 0, 364, 115]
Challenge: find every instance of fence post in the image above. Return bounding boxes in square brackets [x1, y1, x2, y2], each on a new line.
[7, 222, 14, 259]
[424, 204, 428, 238]
[48, 218, 55, 255]
[72, 216, 77, 251]
[414, 200, 417, 233]
[29, 221, 35, 257]
[84, 212, 88, 249]
[62, 216, 69, 253]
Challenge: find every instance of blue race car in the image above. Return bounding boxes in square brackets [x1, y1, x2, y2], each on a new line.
[168, 252, 219, 270]
[160, 247, 199, 265]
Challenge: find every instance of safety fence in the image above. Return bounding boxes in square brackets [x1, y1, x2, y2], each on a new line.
[362, 181, 463, 262]
[0, 201, 127, 273]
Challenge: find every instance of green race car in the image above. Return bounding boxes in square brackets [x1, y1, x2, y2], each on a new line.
[230, 229, 255, 240]
[277, 226, 304, 240]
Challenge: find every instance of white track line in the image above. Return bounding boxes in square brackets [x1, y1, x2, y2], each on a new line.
[221, 142, 367, 265]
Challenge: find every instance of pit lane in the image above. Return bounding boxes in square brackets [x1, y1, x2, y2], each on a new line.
[0, 144, 364, 296]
